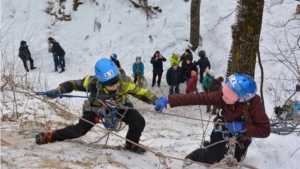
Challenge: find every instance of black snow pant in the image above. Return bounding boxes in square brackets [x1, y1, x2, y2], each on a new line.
[152, 72, 162, 86]
[52, 101, 145, 145]
[199, 70, 204, 84]
[22, 58, 34, 71]
[188, 132, 251, 164]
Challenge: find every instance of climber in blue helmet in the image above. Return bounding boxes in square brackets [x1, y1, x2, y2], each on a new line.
[36, 58, 159, 154]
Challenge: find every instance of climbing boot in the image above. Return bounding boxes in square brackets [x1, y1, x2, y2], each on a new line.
[35, 132, 54, 145]
[125, 144, 146, 154]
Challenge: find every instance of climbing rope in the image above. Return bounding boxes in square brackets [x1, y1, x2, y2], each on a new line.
[29, 94, 216, 168]
[208, 158, 258, 169]
[1, 89, 264, 168]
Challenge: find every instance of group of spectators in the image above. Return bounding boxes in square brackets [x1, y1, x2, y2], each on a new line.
[149, 49, 224, 115]
[18, 37, 66, 73]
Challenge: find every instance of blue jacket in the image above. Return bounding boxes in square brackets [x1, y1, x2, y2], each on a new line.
[132, 62, 144, 77]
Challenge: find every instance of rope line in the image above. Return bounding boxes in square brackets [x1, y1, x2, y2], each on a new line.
[29, 94, 213, 167]
[208, 158, 258, 169]
[6, 88, 300, 134]
[1, 88, 283, 168]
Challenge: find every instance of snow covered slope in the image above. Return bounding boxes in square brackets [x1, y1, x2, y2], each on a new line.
[1, 0, 300, 168]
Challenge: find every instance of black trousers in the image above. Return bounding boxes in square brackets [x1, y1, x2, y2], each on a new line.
[199, 70, 204, 84]
[189, 132, 251, 164]
[152, 72, 162, 85]
[52, 102, 145, 144]
[133, 76, 139, 84]
[22, 58, 34, 71]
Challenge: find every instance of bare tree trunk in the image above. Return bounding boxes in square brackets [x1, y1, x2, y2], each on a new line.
[226, 0, 264, 78]
[189, 0, 201, 51]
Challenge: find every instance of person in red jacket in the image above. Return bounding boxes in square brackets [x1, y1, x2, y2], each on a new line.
[186, 70, 198, 93]
[154, 73, 270, 164]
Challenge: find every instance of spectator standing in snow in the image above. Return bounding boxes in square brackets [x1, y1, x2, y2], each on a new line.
[202, 69, 215, 112]
[48, 37, 65, 73]
[132, 56, 144, 84]
[169, 53, 181, 67]
[208, 76, 224, 115]
[35, 58, 160, 155]
[48, 37, 59, 72]
[166, 62, 184, 94]
[186, 70, 198, 94]
[182, 58, 198, 84]
[150, 50, 166, 87]
[110, 53, 121, 68]
[194, 50, 211, 84]
[155, 73, 270, 164]
[19, 40, 36, 72]
[180, 49, 193, 68]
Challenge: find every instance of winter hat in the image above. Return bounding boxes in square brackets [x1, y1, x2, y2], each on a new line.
[199, 50, 206, 58]
[207, 69, 214, 77]
[222, 83, 239, 101]
[185, 49, 191, 54]
[136, 56, 141, 61]
[172, 62, 178, 66]
[217, 76, 224, 83]
[172, 53, 179, 60]
[191, 70, 197, 77]
[155, 50, 160, 54]
[20, 40, 27, 46]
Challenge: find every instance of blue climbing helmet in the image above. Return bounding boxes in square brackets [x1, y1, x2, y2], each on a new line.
[110, 53, 117, 59]
[226, 73, 257, 102]
[95, 58, 119, 86]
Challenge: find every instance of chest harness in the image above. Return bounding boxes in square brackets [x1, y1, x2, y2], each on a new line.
[83, 77, 128, 131]
[210, 101, 252, 158]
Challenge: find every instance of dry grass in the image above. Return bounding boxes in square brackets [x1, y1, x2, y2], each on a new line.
[107, 157, 129, 169]
[1, 139, 11, 146]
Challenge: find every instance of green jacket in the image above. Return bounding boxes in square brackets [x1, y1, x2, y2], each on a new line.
[170, 55, 181, 67]
[58, 69, 158, 106]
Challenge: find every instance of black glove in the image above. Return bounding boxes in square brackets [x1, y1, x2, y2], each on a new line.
[45, 88, 62, 98]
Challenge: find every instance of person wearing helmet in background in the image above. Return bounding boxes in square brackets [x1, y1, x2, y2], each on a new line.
[35, 58, 159, 154]
[110, 53, 121, 68]
[132, 56, 144, 84]
[154, 73, 270, 164]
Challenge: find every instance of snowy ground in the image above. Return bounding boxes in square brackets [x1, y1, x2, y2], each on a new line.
[1, 0, 300, 169]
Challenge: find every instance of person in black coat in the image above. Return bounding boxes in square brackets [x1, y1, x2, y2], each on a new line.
[166, 63, 184, 94]
[180, 49, 193, 68]
[48, 37, 65, 73]
[208, 76, 224, 115]
[194, 50, 211, 84]
[182, 58, 198, 84]
[150, 50, 166, 87]
[18, 41, 36, 72]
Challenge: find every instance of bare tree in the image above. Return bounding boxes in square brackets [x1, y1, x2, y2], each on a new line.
[226, 0, 264, 77]
[189, 0, 201, 51]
